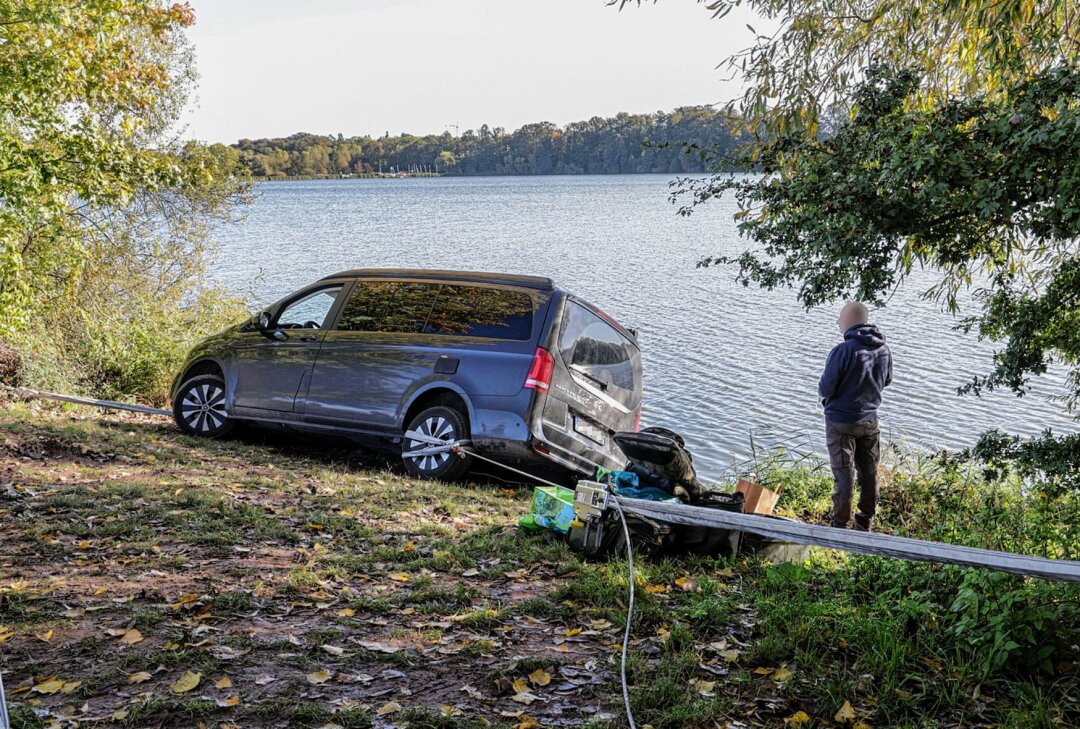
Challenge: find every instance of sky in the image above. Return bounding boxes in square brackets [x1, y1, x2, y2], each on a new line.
[180, 0, 759, 143]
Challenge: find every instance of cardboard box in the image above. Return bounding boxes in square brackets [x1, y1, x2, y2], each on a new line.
[736, 478, 780, 515]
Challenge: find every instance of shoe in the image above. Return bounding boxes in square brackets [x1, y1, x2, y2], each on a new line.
[853, 518, 872, 532]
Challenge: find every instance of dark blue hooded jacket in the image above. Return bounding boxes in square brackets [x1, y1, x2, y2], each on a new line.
[819, 323, 893, 425]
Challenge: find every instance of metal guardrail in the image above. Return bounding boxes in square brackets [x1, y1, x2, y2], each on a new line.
[616, 495, 1080, 583]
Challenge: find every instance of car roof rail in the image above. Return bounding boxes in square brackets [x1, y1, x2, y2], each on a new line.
[320, 268, 556, 291]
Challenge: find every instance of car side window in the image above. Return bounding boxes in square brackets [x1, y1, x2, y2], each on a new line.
[275, 286, 342, 329]
[425, 285, 534, 339]
[336, 281, 441, 333]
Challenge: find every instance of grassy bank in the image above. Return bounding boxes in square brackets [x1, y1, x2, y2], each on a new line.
[1, 403, 1077, 728]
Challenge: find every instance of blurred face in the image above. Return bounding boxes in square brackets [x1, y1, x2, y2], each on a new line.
[838, 309, 852, 333]
[838, 304, 865, 333]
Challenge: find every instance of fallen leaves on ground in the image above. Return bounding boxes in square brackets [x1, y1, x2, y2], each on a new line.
[836, 699, 858, 723]
[306, 669, 331, 685]
[170, 671, 201, 693]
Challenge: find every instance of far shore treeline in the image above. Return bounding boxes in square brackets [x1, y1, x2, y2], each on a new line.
[229, 106, 739, 177]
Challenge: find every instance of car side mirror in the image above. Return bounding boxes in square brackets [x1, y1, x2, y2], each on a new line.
[257, 311, 272, 330]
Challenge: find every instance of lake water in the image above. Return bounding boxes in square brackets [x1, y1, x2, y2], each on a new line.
[208, 175, 1077, 477]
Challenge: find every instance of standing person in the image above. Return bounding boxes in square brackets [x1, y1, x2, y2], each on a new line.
[818, 302, 893, 531]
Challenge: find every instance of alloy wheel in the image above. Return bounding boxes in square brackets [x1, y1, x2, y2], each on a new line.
[405, 415, 456, 473]
[179, 381, 228, 434]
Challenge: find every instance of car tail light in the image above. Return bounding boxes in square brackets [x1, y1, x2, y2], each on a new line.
[524, 347, 555, 392]
[633, 409, 642, 432]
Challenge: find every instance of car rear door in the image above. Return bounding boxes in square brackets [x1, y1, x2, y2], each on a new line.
[537, 297, 642, 466]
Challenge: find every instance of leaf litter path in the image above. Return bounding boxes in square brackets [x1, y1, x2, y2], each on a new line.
[0, 405, 645, 729]
[0, 405, 817, 729]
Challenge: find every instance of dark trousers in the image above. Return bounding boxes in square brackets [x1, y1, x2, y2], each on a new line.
[825, 419, 880, 529]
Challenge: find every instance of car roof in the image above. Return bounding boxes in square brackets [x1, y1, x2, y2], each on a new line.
[321, 268, 556, 291]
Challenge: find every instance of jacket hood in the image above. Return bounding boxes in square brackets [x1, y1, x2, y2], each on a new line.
[844, 323, 886, 348]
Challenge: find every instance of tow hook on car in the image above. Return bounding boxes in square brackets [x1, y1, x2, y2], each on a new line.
[400, 429, 472, 459]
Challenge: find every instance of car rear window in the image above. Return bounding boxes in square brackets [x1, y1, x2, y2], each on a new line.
[425, 285, 533, 340]
[336, 281, 534, 340]
[558, 301, 641, 409]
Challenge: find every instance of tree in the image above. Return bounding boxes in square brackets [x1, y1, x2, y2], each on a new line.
[230, 108, 740, 178]
[1, 1, 250, 401]
[619, 1, 1080, 483]
[622, 0, 1080, 142]
[686, 64, 1080, 488]
[0, 1, 205, 334]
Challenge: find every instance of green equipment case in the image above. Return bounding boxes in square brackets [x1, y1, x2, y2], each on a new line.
[518, 485, 576, 534]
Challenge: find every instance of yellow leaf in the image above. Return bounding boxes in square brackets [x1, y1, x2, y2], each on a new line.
[404, 541, 416, 552]
[377, 701, 402, 715]
[835, 700, 857, 723]
[563, 628, 581, 637]
[785, 711, 812, 726]
[644, 584, 668, 594]
[528, 668, 551, 687]
[439, 704, 462, 716]
[772, 666, 794, 682]
[853, 721, 873, 729]
[716, 567, 735, 578]
[0, 627, 13, 643]
[35, 629, 53, 642]
[163, 641, 181, 651]
[216, 694, 240, 708]
[515, 718, 541, 729]
[336, 608, 355, 617]
[120, 628, 144, 644]
[32, 679, 65, 694]
[128, 672, 152, 684]
[753, 667, 774, 676]
[512, 678, 530, 694]
[306, 670, 331, 685]
[674, 576, 699, 592]
[387, 572, 410, 582]
[320, 644, 344, 656]
[171, 671, 202, 694]
[215, 677, 232, 689]
[61, 680, 81, 694]
[691, 679, 716, 695]
[720, 649, 740, 662]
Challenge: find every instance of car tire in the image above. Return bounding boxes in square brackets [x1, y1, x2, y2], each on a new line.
[402, 405, 472, 481]
[173, 374, 234, 438]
